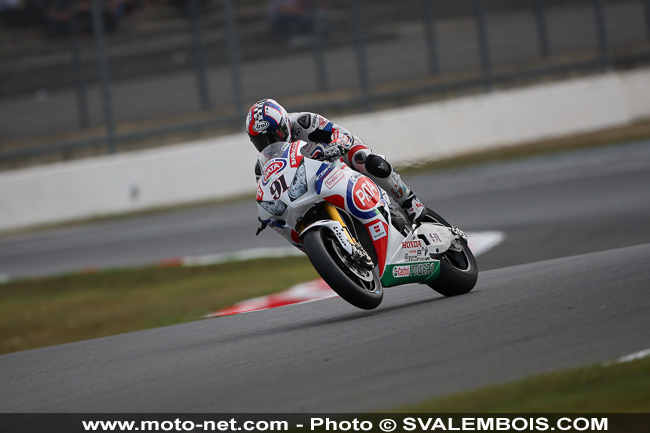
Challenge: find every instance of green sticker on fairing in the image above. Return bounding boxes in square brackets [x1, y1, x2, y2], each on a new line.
[381, 260, 440, 287]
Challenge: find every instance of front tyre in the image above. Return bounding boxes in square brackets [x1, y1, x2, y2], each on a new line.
[302, 227, 383, 310]
[423, 209, 478, 297]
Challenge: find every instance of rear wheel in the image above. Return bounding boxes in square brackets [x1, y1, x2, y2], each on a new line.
[423, 209, 478, 296]
[302, 227, 383, 310]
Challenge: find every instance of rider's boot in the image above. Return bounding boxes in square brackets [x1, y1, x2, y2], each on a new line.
[352, 151, 426, 225]
[400, 194, 426, 225]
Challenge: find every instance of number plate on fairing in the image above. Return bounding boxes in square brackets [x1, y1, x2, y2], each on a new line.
[415, 223, 454, 254]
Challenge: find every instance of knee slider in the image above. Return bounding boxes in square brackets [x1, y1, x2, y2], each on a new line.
[365, 154, 392, 178]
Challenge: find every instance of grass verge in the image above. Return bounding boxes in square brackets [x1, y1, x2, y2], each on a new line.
[2, 256, 649, 415]
[395, 356, 650, 413]
[0, 256, 318, 355]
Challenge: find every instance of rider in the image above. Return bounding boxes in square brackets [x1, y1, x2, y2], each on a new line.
[246, 98, 425, 224]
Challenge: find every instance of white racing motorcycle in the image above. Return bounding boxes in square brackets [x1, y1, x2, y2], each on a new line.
[255, 141, 478, 310]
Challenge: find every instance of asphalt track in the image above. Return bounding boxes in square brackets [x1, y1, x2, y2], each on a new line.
[1, 244, 649, 412]
[1, 139, 650, 412]
[2, 139, 650, 278]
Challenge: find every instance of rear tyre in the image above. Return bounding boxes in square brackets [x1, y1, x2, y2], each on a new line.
[302, 227, 383, 310]
[423, 209, 478, 296]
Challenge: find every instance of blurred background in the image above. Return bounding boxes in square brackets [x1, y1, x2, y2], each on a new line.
[1, 0, 650, 170]
[2, 1, 650, 413]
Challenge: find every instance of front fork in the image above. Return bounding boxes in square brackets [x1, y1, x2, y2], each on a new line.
[323, 203, 359, 247]
[301, 203, 374, 270]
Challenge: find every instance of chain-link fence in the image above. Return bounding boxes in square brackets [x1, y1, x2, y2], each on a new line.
[1, 0, 649, 169]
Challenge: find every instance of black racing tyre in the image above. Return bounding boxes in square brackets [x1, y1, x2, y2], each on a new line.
[302, 227, 383, 310]
[423, 209, 478, 297]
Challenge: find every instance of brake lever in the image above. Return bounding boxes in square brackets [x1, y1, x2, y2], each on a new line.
[256, 218, 268, 236]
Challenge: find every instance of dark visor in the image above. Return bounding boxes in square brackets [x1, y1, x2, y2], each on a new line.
[250, 119, 291, 152]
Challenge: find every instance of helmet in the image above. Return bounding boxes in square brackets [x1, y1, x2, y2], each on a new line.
[246, 98, 292, 152]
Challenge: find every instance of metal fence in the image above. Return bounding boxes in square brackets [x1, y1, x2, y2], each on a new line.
[1, 0, 650, 168]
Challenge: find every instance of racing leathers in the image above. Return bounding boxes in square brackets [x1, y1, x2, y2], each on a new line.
[286, 111, 425, 224]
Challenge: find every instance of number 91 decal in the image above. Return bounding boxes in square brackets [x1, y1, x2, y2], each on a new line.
[270, 175, 289, 200]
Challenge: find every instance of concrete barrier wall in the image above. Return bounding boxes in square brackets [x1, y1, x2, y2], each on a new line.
[2, 68, 650, 232]
[344, 69, 650, 164]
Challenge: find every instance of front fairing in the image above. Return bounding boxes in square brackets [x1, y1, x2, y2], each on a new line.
[256, 141, 388, 225]
[256, 141, 393, 270]
[256, 141, 322, 227]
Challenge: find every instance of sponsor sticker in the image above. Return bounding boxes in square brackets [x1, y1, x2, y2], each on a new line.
[404, 254, 423, 262]
[368, 221, 387, 241]
[393, 266, 410, 278]
[324, 169, 345, 189]
[410, 262, 435, 276]
[289, 141, 303, 167]
[252, 120, 269, 133]
[263, 159, 286, 183]
[393, 263, 435, 278]
[316, 165, 334, 182]
[401, 240, 423, 249]
[352, 177, 381, 211]
[402, 239, 427, 262]
[256, 185, 264, 201]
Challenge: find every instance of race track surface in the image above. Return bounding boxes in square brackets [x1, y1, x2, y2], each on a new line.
[1, 244, 649, 412]
[2, 140, 650, 279]
[1, 139, 650, 412]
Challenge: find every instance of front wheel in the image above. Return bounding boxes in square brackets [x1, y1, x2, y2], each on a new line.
[302, 227, 383, 310]
[423, 209, 478, 297]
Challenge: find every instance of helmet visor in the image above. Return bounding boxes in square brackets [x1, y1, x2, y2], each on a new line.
[250, 133, 273, 152]
[250, 118, 291, 152]
[270, 118, 291, 143]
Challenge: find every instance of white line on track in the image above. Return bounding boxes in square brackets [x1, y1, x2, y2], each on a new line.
[180, 230, 505, 267]
[0, 231, 505, 285]
[605, 348, 650, 366]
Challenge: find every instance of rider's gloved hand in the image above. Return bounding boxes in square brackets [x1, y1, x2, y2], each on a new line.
[321, 141, 346, 160]
[321, 129, 352, 160]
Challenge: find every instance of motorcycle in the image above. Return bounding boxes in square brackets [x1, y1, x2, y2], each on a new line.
[255, 141, 478, 310]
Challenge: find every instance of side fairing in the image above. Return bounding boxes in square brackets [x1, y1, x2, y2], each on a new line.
[315, 165, 391, 274]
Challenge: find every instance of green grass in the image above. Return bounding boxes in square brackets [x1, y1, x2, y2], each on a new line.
[2, 257, 649, 415]
[396, 356, 650, 413]
[0, 256, 318, 355]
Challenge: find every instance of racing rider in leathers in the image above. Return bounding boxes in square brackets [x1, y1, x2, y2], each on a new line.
[246, 98, 426, 224]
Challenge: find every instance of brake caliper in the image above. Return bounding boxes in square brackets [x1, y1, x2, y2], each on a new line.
[352, 245, 375, 270]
